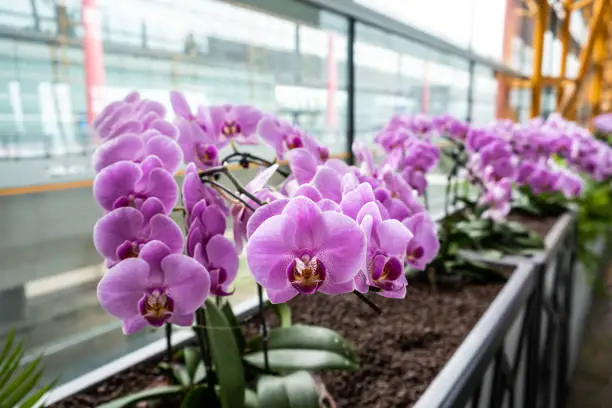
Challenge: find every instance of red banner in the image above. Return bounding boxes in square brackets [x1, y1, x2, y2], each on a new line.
[82, 0, 106, 130]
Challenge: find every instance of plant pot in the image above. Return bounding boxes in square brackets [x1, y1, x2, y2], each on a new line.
[48, 266, 511, 407]
[417, 211, 586, 408]
[48, 213, 606, 408]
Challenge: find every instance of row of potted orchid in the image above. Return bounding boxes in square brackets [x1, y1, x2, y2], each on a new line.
[31, 91, 612, 407]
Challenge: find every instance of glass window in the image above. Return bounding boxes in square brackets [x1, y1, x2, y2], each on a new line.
[0, 0, 349, 390]
[355, 23, 470, 146]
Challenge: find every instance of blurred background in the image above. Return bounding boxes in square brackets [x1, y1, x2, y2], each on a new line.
[0, 0, 589, 386]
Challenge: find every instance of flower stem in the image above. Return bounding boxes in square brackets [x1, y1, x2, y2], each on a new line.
[220, 167, 265, 206]
[195, 308, 216, 392]
[202, 178, 257, 212]
[164, 323, 173, 364]
[257, 284, 270, 372]
[222, 151, 290, 178]
[353, 291, 382, 314]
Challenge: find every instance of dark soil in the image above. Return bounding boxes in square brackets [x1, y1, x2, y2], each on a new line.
[284, 283, 503, 407]
[507, 212, 559, 239]
[52, 282, 503, 408]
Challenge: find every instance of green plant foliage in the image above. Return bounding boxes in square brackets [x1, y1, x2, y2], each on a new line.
[273, 304, 292, 328]
[244, 325, 358, 373]
[0, 329, 56, 408]
[96, 385, 184, 408]
[576, 179, 612, 285]
[514, 186, 568, 217]
[221, 302, 246, 354]
[205, 299, 246, 408]
[159, 347, 206, 387]
[256, 371, 321, 408]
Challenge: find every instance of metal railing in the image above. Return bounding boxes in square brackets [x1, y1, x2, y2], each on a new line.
[416, 214, 581, 408]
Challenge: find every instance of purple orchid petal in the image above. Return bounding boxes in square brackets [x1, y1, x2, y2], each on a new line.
[318, 279, 355, 295]
[288, 148, 318, 184]
[206, 235, 239, 287]
[170, 91, 193, 119]
[312, 166, 342, 203]
[149, 119, 179, 140]
[97, 258, 150, 320]
[234, 105, 262, 136]
[161, 254, 210, 315]
[121, 315, 148, 334]
[340, 182, 375, 219]
[403, 213, 439, 270]
[246, 164, 279, 193]
[316, 210, 366, 285]
[148, 214, 184, 254]
[293, 184, 323, 202]
[317, 199, 342, 213]
[258, 115, 286, 158]
[267, 286, 299, 304]
[93, 207, 144, 260]
[143, 133, 183, 173]
[94, 161, 142, 212]
[140, 197, 166, 222]
[247, 199, 289, 239]
[282, 196, 327, 250]
[93, 134, 143, 172]
[245, 214, 294, 290]
[142, 167, 179, 213]
[139, 240, 173, 285]
[377, 219, 413, 258]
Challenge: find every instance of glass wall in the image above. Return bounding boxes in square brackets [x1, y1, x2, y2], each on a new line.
[0, 0, 538, 390]
[0, 0, 350, 165]
[354, 23, 471, 145]
[0, 0, 352, 387]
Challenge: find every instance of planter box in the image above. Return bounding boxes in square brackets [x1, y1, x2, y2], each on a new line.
[417, 212, 608, 408]
[48, 212, 603, 408]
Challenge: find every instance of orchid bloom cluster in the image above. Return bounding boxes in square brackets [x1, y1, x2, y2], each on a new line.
[372, 113, 442, 195]
[593, 112, 612, 136]
[91, 91, 441, 334]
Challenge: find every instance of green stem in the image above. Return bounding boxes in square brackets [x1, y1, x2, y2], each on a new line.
[164, 323, 173, 364]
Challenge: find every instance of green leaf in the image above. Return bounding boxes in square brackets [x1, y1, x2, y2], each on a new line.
[205, 300, 245, 408]
[1, 368, 44, 408]
[221, 301, 246, 354]
[181, 385, 216, 408]
[0, 329, 15, 366]
[96, 386, 183, 408]
[273, 304, 292, 328]
[245, 389, 259, 408]
[0, 342, 25, 401]
[18, 380, 56, 408]
[0, 331, 55, 408]
[183, 347, 201, 385]
[244, 349, 357, 373]
[257, 371, 320, 408]
[479, 249, 504, 260]
[248, 325, 357, 364]
[172, 365, 192, 387]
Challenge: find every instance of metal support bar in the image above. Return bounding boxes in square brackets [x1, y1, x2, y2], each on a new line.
[467, 60, 475, 123]
[346, 17, 355, 165]
[498, 75, 575, 88]
[570, 0, 594, 11]
[530, 0, 549, 117]
[588, 14, 607, 117]
[560, 0, 608, 116]
[557, 0, 572, 108]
